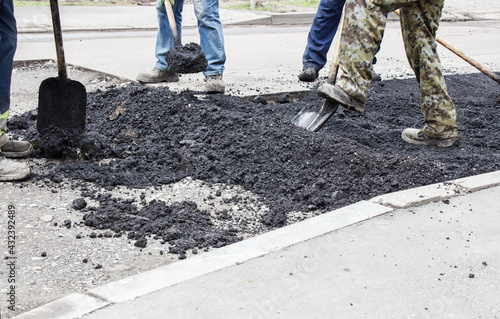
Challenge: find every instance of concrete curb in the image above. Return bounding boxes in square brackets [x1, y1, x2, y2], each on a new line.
[14, 7, 480, 34]
[12, 170, 500, 319]
[370, 170, 500, 209]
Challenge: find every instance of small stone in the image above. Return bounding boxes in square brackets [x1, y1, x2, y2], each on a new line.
[253, 96, 267, 105]
[63, 219, 72, 229]
[50, 175, 63, 183]
[72, 198, 87, 210]
[134, 238, 147, 248]
[94, 264, 102, 269]
[39, 214, 54, 222]
[41, 252, 47, 257]
[275, 93, 290, 104]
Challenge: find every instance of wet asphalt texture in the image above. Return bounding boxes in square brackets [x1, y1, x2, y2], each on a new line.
[8, 72, 500, 254]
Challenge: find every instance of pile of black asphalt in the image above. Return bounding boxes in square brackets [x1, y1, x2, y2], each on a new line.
[9, 72, 500, 255]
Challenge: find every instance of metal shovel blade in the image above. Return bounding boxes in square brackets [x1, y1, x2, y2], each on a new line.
[37, 77, 87, 132]
[291, 100, 338, 132]
[37, 0, 87, 133]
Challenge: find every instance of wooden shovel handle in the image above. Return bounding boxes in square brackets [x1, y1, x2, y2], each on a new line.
[435, 34, 500, 85]
[327, 7, 345, 85]
[49, 0, 67, 79]
[164, 0, 182, 47]
[393, 9, 500, 85]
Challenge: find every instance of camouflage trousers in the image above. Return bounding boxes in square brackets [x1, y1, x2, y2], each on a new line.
[337, 0, 458, 139]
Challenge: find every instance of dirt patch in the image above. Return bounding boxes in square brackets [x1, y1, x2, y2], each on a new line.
[8, 71, 500, 253]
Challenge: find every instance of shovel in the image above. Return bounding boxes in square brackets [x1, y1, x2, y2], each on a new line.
[163, 0, 208, 74]
[37, 0, 86, 133]
[291, 8, 345, 132]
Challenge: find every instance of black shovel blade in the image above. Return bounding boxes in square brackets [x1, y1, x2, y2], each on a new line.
[291, 99, 338, 132]
[37, 77, 86, 133]
[165, 42, 208, 74]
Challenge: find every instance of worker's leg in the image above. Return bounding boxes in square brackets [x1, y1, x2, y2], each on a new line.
[193, 0, 226, 77]
[0, 0, 31, 181]
[400, 0, 457, 139]
[302, 0, 346, 71]
[155, 0, 185, 71]
[334, 0, 399, 103]
[0, 0, 17, 147]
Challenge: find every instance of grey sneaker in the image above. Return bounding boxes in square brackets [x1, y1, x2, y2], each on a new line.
[317, 83, 365, 113]
[0, 139, 33, 158]
[298, 66, 318, 82]
[0, 156, 30, 181]
[205, 75, 225, 94]
[401, 128, 457, 147]
[136, 67, 179, 83]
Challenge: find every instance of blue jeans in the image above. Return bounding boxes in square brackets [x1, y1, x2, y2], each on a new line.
[0, 0, 17, 139]
[302, 0, 345, 71]
[302, 0, 378, 71]
[154, 0, 226, 77]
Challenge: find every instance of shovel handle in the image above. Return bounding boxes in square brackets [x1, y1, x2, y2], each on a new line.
[327, 7, 345, 85]
[49, 0, 67, 79]
[435, 34, 500, 85]
[393, 9, 500, 85]
[163, 0, 182, 48]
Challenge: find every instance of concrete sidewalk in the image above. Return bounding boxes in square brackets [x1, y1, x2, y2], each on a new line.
[14, 0, 500, 34]
[13, 173, 500, 318]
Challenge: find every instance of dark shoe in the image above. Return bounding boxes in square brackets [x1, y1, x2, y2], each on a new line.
[371, 67, 381, 81]
[317, 83, 365, 113]
[401, 128, 457, 147]
[205, 75, 225, 94]
[0, 156, 30, 181]
[0, 139, 33, 158]
[136, 67, 179, 83]
[298, 66, 318, 82]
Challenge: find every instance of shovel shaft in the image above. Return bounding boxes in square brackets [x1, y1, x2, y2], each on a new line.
[327, 7, 345, 85]
[393, 10, 500, 85]
[49, 0, 67, 79]
[435, 35, 500, 85]
[164, 0, 182, 47]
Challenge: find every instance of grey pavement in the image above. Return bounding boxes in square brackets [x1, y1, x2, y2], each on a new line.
[9, 1, 500, 318]
[12, 0, 500, 33]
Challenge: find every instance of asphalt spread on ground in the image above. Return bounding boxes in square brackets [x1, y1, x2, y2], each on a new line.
[9, 72, 500, 255]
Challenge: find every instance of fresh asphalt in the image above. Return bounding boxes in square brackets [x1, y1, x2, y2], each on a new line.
[11, 1, 500, 318]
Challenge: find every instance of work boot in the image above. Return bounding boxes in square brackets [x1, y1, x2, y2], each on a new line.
[298, 66, 318, 82]
[205, 75, 225, 94]
[401, 128, 457, 147]
[0, 156, 30, 181]
[317, 83, 365, 113]
[0, 139, 33, 158]
[372, 67, 381, 81]
[136, 67, 179, 83]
